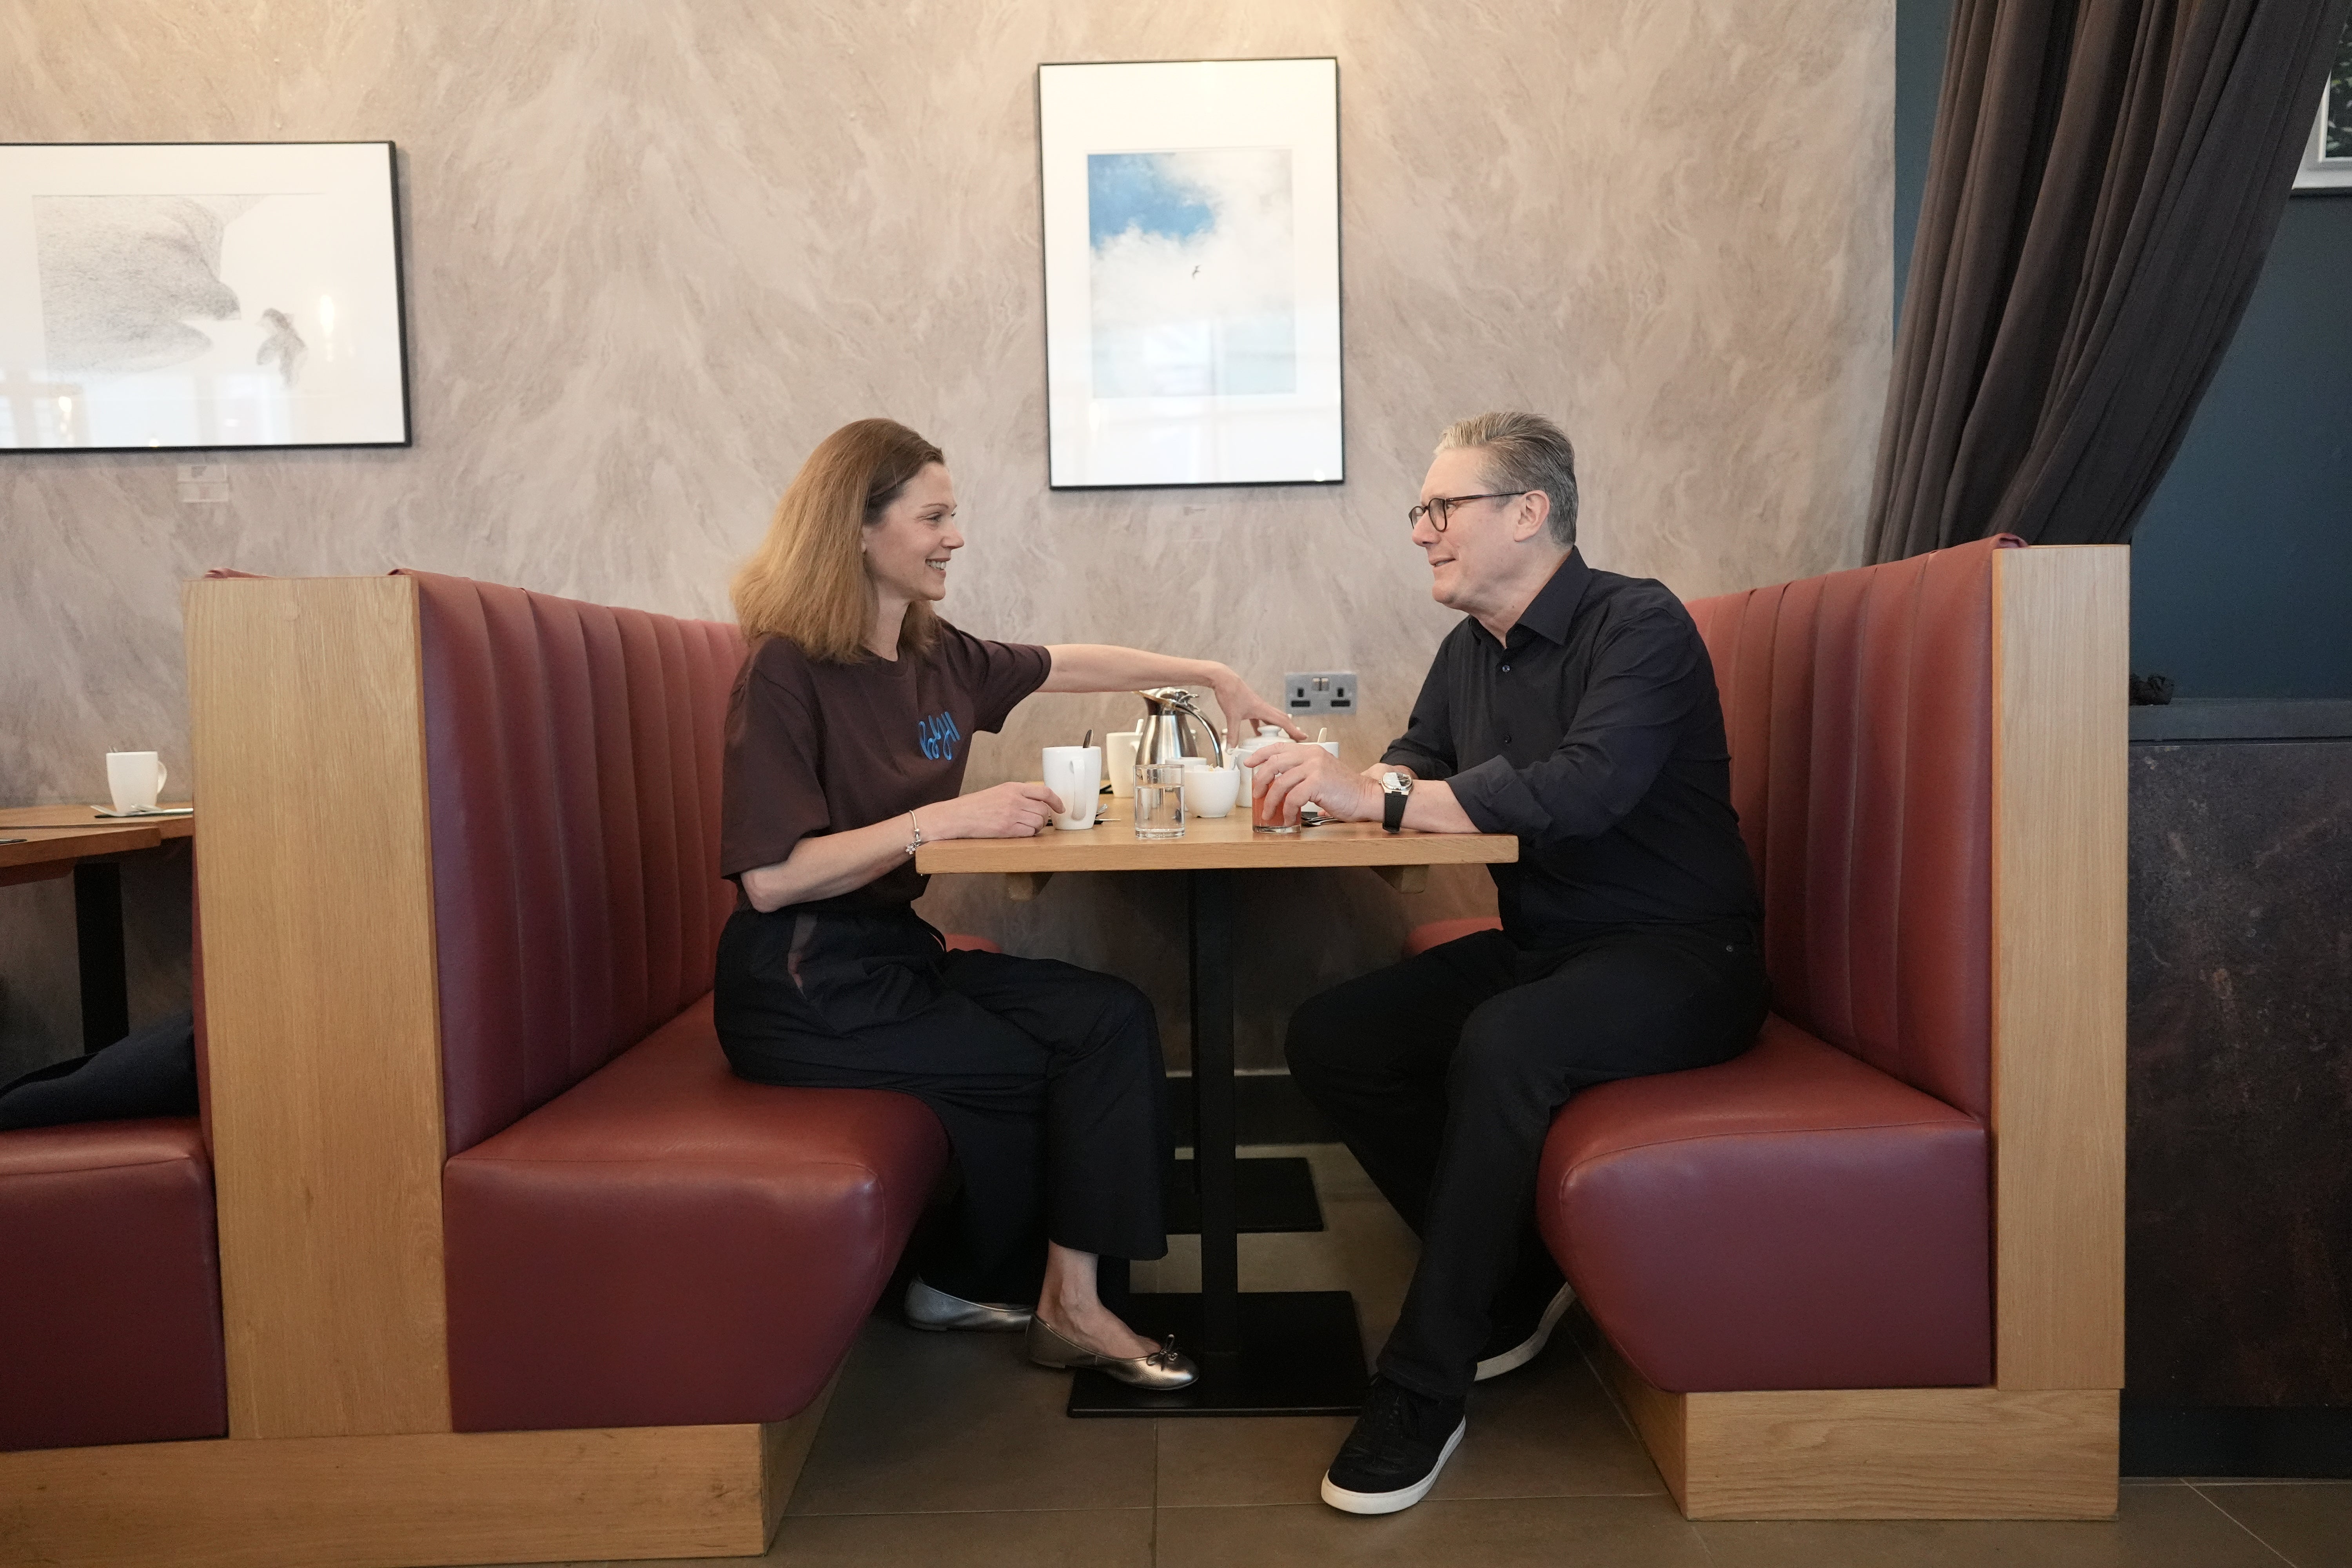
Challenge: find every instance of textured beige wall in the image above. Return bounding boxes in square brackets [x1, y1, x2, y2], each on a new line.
[0, 0, 1890, 1077]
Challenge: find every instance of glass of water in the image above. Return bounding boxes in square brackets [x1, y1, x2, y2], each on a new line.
[1133, 761, 1188, 839]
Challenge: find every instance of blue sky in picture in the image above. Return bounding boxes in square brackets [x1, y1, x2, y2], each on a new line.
[1083, 148, 1296, 399]
[1087, 153, 1215, 248]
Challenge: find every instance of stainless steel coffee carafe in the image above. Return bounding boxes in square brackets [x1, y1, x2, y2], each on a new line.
[1136, 688, 1225, 769]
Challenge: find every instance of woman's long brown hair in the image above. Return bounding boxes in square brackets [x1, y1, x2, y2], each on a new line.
[731, 418, 946, 663]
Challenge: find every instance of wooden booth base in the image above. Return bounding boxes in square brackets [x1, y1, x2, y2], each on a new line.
[0, 1380, 832, 1568]
[1572, 1313, 2118, 1521]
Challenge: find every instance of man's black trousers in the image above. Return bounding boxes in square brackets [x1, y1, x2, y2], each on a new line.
[1287, 920, 1767, 1401]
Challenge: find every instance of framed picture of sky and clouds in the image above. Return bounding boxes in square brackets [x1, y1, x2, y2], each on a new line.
[1038, 59, 1341, 488]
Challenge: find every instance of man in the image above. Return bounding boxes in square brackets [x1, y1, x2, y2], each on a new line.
[1246, 412, 1766, 1515]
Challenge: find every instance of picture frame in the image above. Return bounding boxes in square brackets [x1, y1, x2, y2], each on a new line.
[1038, 58, 1341, 489]
[2293, 19, 2352, 192]
[0, 141, 410, 451]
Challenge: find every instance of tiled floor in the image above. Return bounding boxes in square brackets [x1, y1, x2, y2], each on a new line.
[512, 1145, 2352, 1568]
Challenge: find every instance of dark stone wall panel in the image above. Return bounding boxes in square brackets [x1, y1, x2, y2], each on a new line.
[2126, 739, 2352, 1406]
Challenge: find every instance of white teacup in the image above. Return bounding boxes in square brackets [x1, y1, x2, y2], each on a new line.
[1182, 764, 1241, 819]
[106, 751, 167, 814]
[1042, 746, 1102, 829]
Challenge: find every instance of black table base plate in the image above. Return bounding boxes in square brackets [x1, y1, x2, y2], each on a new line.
[1067, 1290, 1367, 1417]
[1163, 1155, 1323, 1235]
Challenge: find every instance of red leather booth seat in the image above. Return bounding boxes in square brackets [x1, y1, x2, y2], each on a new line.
[445, 996, 944, 1430]
[1540, 1018, 1987, 1390]
[411, 572, 948, 1433]
[1523, 536, 2009, 1393]
[0, 1119, 227, 1450]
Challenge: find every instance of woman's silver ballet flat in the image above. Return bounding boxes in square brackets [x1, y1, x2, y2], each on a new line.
[1025, 1315, 1199, 1390]
[904, 1277, 1032, 1332]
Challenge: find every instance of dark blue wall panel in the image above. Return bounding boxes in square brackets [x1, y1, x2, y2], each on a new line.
[2128, 199, 2352, 698]
[1895, 0, 1954, 326]
[1895, 0, 2352, 697]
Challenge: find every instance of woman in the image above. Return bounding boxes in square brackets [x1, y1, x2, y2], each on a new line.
[715, 418, 1295, 1389]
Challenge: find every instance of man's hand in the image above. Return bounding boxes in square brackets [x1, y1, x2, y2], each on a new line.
[925, 781, 1065, 839]
[1246, 743, 1381, 826]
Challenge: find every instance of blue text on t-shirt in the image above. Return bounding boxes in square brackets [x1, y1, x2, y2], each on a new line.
[917, 710, 963, 762]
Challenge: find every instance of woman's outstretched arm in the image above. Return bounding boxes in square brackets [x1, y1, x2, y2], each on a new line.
[1040, 645, 1301, 741]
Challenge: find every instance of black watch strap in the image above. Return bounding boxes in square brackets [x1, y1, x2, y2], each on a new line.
[1382, 783, 1408, 833]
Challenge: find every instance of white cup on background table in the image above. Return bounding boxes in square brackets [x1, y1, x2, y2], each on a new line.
[105, 751, 167, 814]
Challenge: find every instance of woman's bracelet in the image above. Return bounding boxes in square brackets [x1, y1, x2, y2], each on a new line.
[904, 810, 924, 858]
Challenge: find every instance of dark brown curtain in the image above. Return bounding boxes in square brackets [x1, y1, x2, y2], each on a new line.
[1869, 0, 2350, 560]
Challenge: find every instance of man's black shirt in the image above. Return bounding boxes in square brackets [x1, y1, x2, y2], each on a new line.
[1382, 549, 1760, 946]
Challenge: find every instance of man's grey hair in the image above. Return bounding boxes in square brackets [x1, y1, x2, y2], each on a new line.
[1436, 412, 1579, 547]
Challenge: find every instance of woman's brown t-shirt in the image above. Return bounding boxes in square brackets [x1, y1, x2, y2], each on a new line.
[719, 624, 1050, 913]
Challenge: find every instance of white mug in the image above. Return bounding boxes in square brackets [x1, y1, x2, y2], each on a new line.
[1042, 746, 1102, 829]
[1181, 764, 1241, 819]
[106, 751, 167, 813]
[1105, 728, 1142, 799]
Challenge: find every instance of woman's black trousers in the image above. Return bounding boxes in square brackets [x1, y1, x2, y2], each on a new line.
[714, 907, 1171, 1304]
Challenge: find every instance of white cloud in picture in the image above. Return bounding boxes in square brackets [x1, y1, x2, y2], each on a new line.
[1087, 149, 1296, 399]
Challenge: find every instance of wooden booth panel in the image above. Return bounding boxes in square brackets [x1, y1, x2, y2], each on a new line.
[1678, 1385, 2120, 1520]
[1990, 546, 2129, 1392]
[184, 575, 452, 1439]
[0, 1407, 831, 1568]
[1577, 1314, 2118, 1520]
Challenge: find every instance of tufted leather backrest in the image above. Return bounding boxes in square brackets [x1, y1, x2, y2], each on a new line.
[1684, 535, 2011, 1120]
[407, 572, 745, 1156]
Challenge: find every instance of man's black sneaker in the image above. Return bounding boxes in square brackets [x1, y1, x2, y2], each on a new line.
[1474, 1280, 1576, 1382]
[1319, 1379, 1467, 1515]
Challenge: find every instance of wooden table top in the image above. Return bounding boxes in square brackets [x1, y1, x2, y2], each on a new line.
[917, 797, 1515, 876]
[0, 804, 196, 873]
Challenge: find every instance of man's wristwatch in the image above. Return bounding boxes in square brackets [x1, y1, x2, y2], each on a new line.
[1379, 770, 1414, 833]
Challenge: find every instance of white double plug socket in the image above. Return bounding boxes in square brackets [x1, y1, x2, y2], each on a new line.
[1284, 670, 1358, 716]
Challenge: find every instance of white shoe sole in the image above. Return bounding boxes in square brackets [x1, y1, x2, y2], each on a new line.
[1474, 1283, 1575, 1382]
[1319, 1418, 1466, 1515]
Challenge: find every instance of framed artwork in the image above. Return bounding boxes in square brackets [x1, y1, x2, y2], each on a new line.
[1038, 58, 1341, 489]
[2294, 17, 2352, 192]
[0, 141, 410, 451]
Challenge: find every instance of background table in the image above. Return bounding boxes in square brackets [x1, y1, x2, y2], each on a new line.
[920, 799, 1515, 1416]
[0, 804, 196, 1053]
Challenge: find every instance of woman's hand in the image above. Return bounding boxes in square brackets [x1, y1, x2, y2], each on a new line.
[1038, 646, 1302, 745]
[1246, 743, 1381, 826]
[740, 780, 1067, 910]
[923, 781, 1066, 840]
[1203, 665, 1305, 744]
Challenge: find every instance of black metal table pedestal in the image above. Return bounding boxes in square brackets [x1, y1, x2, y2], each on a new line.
[1069, 867, 1369, 1417]
[1163, 1154, 1323, 1235]
[73, 861, 128, 1055]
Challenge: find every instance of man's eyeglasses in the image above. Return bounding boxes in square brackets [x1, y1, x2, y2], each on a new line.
[1407, 492, 1530, 533]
